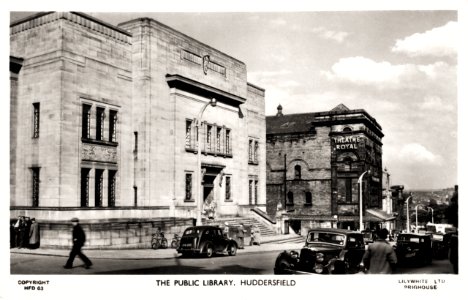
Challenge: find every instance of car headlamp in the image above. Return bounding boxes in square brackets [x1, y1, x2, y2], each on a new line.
[314, 263, 324, 274]
[316, 252, 324, 262]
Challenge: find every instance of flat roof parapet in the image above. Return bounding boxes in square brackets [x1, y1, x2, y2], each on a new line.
[10, 11, 132, 44]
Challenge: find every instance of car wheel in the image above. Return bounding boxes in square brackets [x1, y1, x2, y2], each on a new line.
[205, 244, 214, 258]
[274, 259, 291, 275]
[228, 243, 237, 256]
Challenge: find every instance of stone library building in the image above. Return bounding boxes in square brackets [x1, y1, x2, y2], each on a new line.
[10, 12, 266, 248]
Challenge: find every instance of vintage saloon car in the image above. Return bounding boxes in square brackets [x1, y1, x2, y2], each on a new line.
[177, 226, 238, 258]
[274, 228, 365, 274]
[395, 233, 432, 266]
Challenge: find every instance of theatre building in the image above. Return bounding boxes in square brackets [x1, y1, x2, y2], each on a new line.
[266, 104, 385, 234]
[10, 12, 266, 248]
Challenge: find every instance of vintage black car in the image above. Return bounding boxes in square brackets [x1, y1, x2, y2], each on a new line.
[177, 225, 238, 258]
[395, 233, 432, 266]
[274, 228, 365, 274]
[431, 231, 456, 259]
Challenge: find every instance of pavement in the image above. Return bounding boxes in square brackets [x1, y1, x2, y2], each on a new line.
[10, 234, 305, 260]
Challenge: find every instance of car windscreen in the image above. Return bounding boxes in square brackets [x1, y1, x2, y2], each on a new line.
[183, 228, 201, 236]
[307, 232, 346, 245]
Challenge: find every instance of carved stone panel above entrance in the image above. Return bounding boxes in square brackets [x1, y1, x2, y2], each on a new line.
[82, 143, 118, 163]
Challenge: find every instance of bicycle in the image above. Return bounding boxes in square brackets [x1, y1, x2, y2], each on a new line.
[151, 232, 168, 249]
[171, 233, 181, 249]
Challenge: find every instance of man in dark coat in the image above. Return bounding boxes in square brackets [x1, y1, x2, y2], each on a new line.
[63, 218, 92, 269]
[29, 218, 40, 249]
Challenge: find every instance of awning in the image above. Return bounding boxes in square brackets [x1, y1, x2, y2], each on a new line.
[365, 208, 396, 222]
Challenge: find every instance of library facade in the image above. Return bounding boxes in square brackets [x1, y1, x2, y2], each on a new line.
[10, 12, 266, 248]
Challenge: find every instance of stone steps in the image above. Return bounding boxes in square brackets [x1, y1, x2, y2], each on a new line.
[204, 217, 276, 236]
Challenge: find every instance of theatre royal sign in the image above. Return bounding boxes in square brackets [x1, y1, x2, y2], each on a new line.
[332, 136, 361, 150]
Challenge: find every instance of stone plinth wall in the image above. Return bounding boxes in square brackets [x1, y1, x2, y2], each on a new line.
[13, 218, 194, 249]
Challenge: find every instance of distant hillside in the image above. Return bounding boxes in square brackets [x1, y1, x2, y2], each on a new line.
[408, 187, 455, 206]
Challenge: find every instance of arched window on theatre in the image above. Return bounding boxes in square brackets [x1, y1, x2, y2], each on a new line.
[305, 192, 312, 206]
[294, 165, 301, 179]
[343, 126, 352, 132]
[287, 191, 294, 206]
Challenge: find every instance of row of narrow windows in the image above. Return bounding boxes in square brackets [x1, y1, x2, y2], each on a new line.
[80, 168, 117, 207]
[82, 104, 118, 142]
[185, 120, 232, 156]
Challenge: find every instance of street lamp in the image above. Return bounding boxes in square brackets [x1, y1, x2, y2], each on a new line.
[428, 207, 434, 224]
[195, 98, 217, 225]
[415, 204, 420, 233]
[405, 194, 412, 233]
[358, 170, 368, 232]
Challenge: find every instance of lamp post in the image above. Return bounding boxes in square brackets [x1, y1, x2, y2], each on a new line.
[415, 204, 420, 233]
[428, 207, 434, 224]
[405, 194, 412, 233]
[358, 170, 368, 232]
[195, 98, 217, 225]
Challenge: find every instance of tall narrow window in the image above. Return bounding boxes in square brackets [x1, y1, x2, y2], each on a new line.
[287, 191, 294, 206]
[32, 103, 40, 138]
[305, 192, 312, 206]
[95, 169, 103, 207]
[225, 176, 231, 201]
[346, 178, 352, 203]
[108, 170, 116, 207]
[216, 127, 221, 153]
[225, 129, 231, 155]
[249, 180, 253, 205]
[206, 125, 212, 151]
[294, 165, 302, 179]
[82, 104, 91, 139]
[31, 167, 40, 207]
[254, 141, 259, 163]
[185, 173, 192, 201]
[133, 186, 137, 207]
[134, 132, 138, 154]
[249, 139, 253, 162]
[80, 168, 90, 207]
[254, 180, 258, 205]
[109, 110, 118, 142]
[185, 120, 192, 148]
[96, 107, 105, 141]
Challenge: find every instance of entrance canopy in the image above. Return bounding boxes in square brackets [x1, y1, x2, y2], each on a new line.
[365, 208, 396, 222]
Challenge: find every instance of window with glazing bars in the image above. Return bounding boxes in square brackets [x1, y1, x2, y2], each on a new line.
[249, 140, 253, 162]
[80, 168, 90, 207]
[206, 125, 212, 151]
[109, 110, 118, 142]
[226, 129, 231, 155]
[96, 107, 105, 141]
[249, 180, 253, 205]
[185, 120, 192, 148]
[254, 180, 258, 204]
[32, 103, 40, 138]
[82, 104, 91, 139]
[254, 141, 258, 163]
[185, 173, 192, 201]
[31, 167, 40, 207]
[216, 127, 221, 152]
[95, 169, 103, 207]
[225, 176, 231, 201]
[108, 170, 117, 207]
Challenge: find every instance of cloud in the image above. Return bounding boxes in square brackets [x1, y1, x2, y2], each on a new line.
[311, 27, 350, 43]
[420, 95, 455, 112]
[322, 57, 454, 89]
[391, 21, 458, 58]
[398, 143, 442, 165]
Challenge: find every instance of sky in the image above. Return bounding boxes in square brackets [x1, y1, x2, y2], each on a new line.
[7, 5, 462, 190]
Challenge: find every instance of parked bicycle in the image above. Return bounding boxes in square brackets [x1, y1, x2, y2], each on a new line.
[151, 231, 168, 249]
[171, 233, 181, 249]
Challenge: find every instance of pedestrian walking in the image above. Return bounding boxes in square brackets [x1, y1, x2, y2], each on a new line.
[362, 228, 397, 274]
[250, 225, 261, 246]
[28, 218, 40, 249]
[63, 218, 92, 269]
[237, 223, 246, 249]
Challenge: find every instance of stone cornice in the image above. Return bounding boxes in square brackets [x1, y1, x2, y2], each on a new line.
[10, 12, 132, 44]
